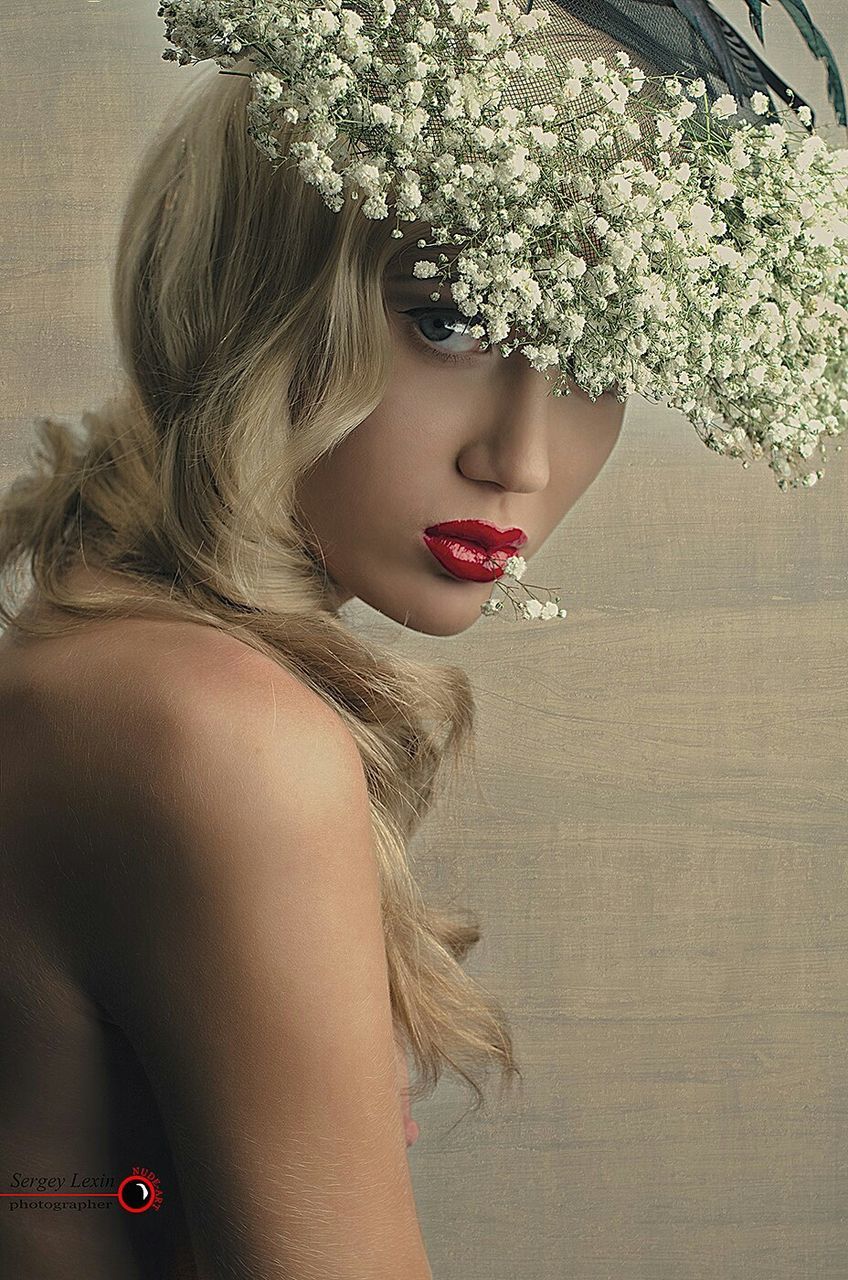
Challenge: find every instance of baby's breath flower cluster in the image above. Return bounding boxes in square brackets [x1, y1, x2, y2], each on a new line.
[159, 0, 848, 621]
[480, 552, 568, 621]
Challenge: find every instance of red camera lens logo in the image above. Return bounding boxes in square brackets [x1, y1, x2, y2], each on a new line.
[117, 1168, 163, 1213]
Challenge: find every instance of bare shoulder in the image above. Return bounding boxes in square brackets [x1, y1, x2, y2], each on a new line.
[145, 621, 370, 841]
[145, 621, 368, 814]
[16, 611, 358, 773]
[35, 611, 375, 1008]
[5, 611, 368, 904]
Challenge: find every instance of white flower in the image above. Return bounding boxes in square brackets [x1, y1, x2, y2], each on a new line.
[560, 77, 584, 101]
[371, 103, 394, 127]
[797, 132, 827, 172]
[750, 91, 770, 116]
[521, 599, 545, 620]
[577, 127, 600, 154]
[686, 78, 706, 100]
[254, 71, 283, 101]
[502, 554, 526, 580]
[405, 80, 424, 106]
[689, 201, 715, 236]
[412, 259, 439, 278]
[313, 9, 338, 36]
[712, 94, 739, 119]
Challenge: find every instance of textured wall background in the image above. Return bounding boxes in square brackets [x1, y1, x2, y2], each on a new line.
[2, 3, 846, 1277]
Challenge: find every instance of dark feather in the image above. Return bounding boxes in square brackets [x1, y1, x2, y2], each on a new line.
[669, 0, 843, 125]
[546, 0, 843, 127]
[743, 0, 767, 45]
[711, 3, 817, 126]
[666, 0, 755, 103]
[771, 0, 845, 125]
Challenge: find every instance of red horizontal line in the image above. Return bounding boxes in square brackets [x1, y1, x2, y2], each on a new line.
[0, 1192, 118, 1197]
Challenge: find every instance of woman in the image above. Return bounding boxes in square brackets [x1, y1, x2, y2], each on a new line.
[1, 1, 843, 1276]
[0, 56, 623, 1280]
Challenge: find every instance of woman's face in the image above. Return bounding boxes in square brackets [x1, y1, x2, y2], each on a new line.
[294, 235, 626, 637]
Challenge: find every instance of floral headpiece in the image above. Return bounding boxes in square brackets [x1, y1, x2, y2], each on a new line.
[158, 0, 847, 622]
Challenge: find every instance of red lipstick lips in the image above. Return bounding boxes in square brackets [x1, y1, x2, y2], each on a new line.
[422, 520, 528, 583]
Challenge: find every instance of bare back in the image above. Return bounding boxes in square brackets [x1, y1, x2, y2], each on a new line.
[0, 569, 219, 1278]
[0, 565, 427, 1280]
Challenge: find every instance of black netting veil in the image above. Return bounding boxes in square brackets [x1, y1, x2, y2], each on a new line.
[337, 0, 821, 180]
[515, 0, 817, 124]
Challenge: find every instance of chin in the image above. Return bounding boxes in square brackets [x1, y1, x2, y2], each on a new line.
[399, 612, 481, 638]
[359, 576, 498, 637]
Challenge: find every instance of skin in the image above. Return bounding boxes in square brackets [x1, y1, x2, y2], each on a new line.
[294, 225, 627, 636]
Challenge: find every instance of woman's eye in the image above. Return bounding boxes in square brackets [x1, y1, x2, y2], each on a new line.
[400, 307, 489, 361]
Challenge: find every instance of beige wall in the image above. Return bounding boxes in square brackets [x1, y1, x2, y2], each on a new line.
[3, 3, 846, 1276]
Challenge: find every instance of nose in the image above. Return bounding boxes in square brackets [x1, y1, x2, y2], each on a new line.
[456, 354, 558, 493]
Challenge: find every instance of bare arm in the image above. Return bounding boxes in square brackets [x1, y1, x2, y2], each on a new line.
[72, 645, 433, 1280]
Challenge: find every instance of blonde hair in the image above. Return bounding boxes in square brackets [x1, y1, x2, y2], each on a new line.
[0, 65, 522, 1117]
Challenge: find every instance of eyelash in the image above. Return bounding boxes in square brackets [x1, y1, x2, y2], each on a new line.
[399, 307, 490, 366]
[400, 307, 622, 397]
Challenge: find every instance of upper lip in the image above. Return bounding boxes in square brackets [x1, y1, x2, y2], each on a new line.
[424, 519, 528, 551]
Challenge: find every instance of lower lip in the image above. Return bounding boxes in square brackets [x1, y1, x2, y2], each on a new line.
[422, 533, 517, 582]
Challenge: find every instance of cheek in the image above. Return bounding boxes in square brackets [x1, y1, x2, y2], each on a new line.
[296, 404, 432, 545]
[567, 408, 623, 468]
[300, 430, 381, 515]
[341, 382, 456, 493]
[547, 403, 625, 509]
[592, 407, 625, 472]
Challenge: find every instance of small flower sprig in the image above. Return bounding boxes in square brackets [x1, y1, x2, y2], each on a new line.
[159, 0, 848, 491]
[479, 553, 567, 622]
